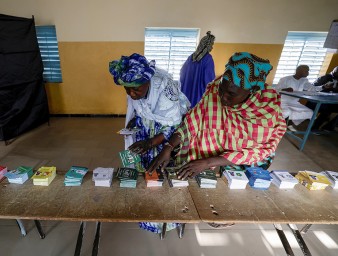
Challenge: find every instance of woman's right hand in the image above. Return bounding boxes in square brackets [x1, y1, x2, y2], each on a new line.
[147, 146, 172, 175]
[322, 82, 334, 91]
[126, 117, 137, 129]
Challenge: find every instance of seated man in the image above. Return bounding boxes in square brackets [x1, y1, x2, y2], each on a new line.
[275, 65, 315, 130]
[306, 66, 338, 131]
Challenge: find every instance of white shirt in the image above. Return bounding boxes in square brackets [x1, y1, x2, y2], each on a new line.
[276, 75, 316, 103]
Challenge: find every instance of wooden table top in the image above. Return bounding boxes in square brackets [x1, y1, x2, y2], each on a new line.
[1, 174, 338, 224]
[0, 173, 200, 223]
[188, 177, 338, 224]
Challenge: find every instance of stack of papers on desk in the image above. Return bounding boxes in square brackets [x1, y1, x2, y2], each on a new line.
[145, 170, 164, 187]
[32, 166, 56, 186]
[222, 168, 248, 189]
[116, 167, 138, 188]
[92, 167, 114, 187]
[296, 170, 331, 190]
[245, 167, 272, 190]
[196, 170, 217, 188]
[0, 166, 7, 181]
[165, 167, 189, 187]
[322, 171, 338, 189]
[5, 166, 34, 184]
[271, 170, 298, 189]
[64, 166, 88, 186]
[119, 150, 141, 168]
[117, 128, 141, 135]
[220, 165, 245, 177]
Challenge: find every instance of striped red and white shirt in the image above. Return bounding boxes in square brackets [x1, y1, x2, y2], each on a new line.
[176, 76, 286, 165]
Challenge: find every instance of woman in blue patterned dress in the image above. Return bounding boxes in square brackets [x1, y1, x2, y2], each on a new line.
[109, 53, 190, 234]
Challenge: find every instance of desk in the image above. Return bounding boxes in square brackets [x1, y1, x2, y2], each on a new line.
[280, 91, 338, 151]
[189, 177, 338, 224]
[0, 172, 199, 223]
[189, 177, 338, 256]
[2, 174, 338, 256]
[0, 173, 200, 254]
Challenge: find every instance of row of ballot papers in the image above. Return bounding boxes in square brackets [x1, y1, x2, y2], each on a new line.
[165, 166, 189, 187]
[92, 167, 114, 187]
[322, 171, 338, 189]
[65, 166, 88, 186]
[195, 170, 218, 188]
[0, 166, 8, 181]
[32, 166, 56, 186]
[145, 169, 164, 187]
[221, 166, 338, 191]
[2, 163, 338, 191]
[296, 171, 332, 190]
[116, 167, 138, 188]
[4, 166, 34, 184]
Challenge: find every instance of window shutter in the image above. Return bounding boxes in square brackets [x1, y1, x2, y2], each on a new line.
[36, 25, 62, 83]
[273, 32, 328, 84]
[145, 28, 199, 80]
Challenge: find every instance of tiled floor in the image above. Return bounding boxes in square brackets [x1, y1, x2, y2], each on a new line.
[0, 117, 338, 256]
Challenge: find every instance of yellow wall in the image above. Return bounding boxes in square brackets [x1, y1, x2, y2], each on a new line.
[46, 42, 283, 114]
[211, 44, 284, 80]
[46, 42, 144, 114]
[327, 54, 338, 73]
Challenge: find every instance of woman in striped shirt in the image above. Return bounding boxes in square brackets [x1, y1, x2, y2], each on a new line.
[148, 52, 287, 179]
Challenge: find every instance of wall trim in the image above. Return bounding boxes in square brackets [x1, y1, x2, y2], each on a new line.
[50, 114, 126, 118]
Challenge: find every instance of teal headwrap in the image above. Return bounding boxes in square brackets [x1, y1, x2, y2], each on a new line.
[223, 52, 273, 91]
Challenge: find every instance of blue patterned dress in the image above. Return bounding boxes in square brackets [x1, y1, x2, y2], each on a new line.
[134, 115, 176, 171]
[124, 68, 190, 233]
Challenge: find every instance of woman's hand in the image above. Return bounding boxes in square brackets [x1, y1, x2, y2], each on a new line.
[322, 82, 334, 91]
[126, 117, 137, 129]
[128, 139, 152, 154]
[147, 146, 172, 174]
[177, 159, 209, 180]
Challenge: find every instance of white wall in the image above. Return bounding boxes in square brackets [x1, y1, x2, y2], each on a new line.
[0, 0, 337, 43]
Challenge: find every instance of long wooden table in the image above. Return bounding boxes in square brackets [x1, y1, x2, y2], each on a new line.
[1, 173, 338, 256]
[1, 174, 338, 224]
[188, 176, 338, 256]
[0, 173, 199, 223]
[188, 177, 338, 224]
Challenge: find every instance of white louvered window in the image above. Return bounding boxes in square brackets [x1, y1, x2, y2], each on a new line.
[273, 32, 328, 84]
[144, 28, 199, 81]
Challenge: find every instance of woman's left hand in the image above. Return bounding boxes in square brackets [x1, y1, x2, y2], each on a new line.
[177, 159, 209, 180]
[128, 139, 152, 154]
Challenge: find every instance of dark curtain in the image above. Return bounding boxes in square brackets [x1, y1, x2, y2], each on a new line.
[0, 14, 49, 141]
